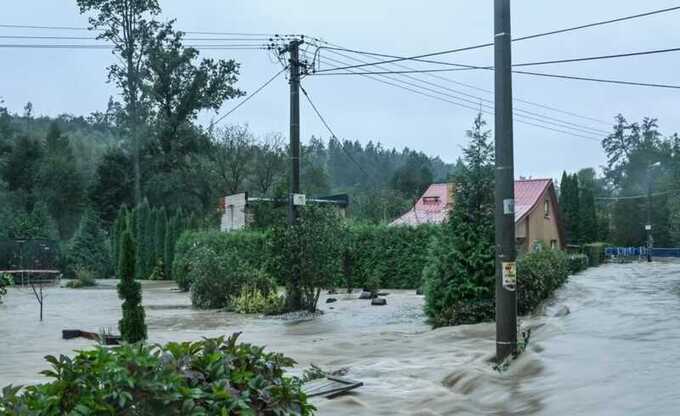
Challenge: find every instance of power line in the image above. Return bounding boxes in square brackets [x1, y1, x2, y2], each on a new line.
[312, 57, 680, 90]
[299, 83, 378, 181]
[313, 38, 611, 126]
[211, 66, 288, 126]
[513, 5, 680, 42]
[319, 48, 608, 136]
[0, 23, 283, 37]
[310, 47, 608, 136]
[512, 70, 680, 90]
[0, 43, 269, 50]
[312, 5, 680, 72]
[306, 52, 602, 142]
[596, 190, 674, 201]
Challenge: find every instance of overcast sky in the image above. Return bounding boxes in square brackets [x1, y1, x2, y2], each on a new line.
[2, 0, 679, 180]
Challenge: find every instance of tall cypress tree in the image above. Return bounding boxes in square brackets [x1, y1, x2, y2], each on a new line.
[579, 185, 598, 243]
[164, 213, 176, 280]
[134, 199, 150, 279]
[118, 227, 146, 343]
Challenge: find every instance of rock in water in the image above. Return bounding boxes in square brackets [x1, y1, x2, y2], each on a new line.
[416, 287, 424, 295]
[358, 291, 373, 300]
[371, 298, 387, 306]
[554, 305, 570, 317]
[326, 298, 337, 304]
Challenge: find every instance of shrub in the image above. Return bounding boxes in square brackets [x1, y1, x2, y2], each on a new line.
[270, 206, 343, 312]
[67, 208, 112, 279]
[65, 267, 97, 288]
[516, 249, 569, 315]
[0, 334, 314, 415]
[567, 254, 589, 275]
[348, 224, 439, 290]
[582, 243, 607, 267]
[233, 286, 285, 315]
[118, 228, 146, 343]
[189, 248, 274, 310]
[0, 273, 12, 303]
[173, 230, 270, 292]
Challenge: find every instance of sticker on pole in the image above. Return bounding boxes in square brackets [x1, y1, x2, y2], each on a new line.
[503, 199, 515, 215]
[292, 193, 306, 206]
[502, 262, 516, 291]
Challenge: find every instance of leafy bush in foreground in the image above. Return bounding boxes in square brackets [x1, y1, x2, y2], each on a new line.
[0, 334, 314, 415]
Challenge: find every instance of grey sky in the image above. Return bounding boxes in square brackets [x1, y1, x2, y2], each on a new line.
[2, 0, 679, 180]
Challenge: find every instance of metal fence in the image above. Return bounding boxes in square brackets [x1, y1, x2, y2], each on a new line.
[605, 247, 680, 258]
[0, 239, 60, 271]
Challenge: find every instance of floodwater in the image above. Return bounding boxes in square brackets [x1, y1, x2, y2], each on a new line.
[1, 262, 680, 415]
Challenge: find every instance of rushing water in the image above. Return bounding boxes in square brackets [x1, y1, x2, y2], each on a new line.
[1, 262, 680, 415]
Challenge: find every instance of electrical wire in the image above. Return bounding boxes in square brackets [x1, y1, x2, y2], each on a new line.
[319, 48, 608, 136]
[313, 38, 611, 126]
[211, 66, 288, 126]
[305, 51, 602, 142]
[312, 5, 680, 72]
[299, 83, 379, 182]
[0, 43, 269, 50]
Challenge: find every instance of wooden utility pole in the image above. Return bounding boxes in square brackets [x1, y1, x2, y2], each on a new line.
[494, 0, 518, 361]
[287, 39, 303, 225]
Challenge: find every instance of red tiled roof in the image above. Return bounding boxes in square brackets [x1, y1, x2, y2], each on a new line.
[514, 179, 552, 222]
[390, 183, 452, 226]
[390, 179, 554, 226]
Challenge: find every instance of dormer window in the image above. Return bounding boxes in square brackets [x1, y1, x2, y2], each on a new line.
[423, 196, 440, 205]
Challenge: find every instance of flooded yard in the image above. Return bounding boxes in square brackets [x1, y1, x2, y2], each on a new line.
[2, 262, 680, 415]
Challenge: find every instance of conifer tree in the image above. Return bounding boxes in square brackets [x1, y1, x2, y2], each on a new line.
[423, 114, 495, 327]
[117, 227, 146, 343]
[68, 208, 112, 278]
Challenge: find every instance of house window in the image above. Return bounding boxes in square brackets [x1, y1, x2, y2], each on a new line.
[550, 239, 558, 249]
[544, 200, 550, 217]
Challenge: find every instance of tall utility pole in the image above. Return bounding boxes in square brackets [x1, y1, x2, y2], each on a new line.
[494, 0, 518, 361]
[287, 39, 303, 225]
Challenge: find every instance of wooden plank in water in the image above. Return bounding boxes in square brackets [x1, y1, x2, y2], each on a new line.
[303, 376, 363, 398]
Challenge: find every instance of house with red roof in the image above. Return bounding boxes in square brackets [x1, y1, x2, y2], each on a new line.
[390, 179, 564, 253]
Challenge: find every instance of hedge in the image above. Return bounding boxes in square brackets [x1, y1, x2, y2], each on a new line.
[582, 243, 607, 267]
[173, 230, 269, 292]
[0, 334, 314, 415]
[173, 225, 440, 293]
[516, 249, 569, 316]
[567, 254, 589, 275]
[348, 224, 440, 289]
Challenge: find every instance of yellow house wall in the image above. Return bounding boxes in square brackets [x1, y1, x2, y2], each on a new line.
[524, 193, 562, 251]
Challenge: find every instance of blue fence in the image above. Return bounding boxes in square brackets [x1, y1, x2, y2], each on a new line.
[605, 247, 680, 258]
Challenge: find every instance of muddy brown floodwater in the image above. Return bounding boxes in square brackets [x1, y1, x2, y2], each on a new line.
[2, 262, 680, 415]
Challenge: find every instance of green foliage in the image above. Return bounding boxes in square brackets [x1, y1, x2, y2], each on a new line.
[0, 334, 314, 415]
[117, 228, 147, 343]
[233, 286, 285, 315]
[567, 254, 589, 275]
[0, 273, 13, 303]
[582, 243, 607, 267]
[559, 172, 581, 244]
[516, 249, 569, 315]
[189, 250, 274, 310]
[65, 267, 97, 288]
[424, 114, 496, 327]
[270, 206, 344, 312]
[172, 230, 269, 292]
[348, 224, 439, 289]
[67, 208, 112, 278]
